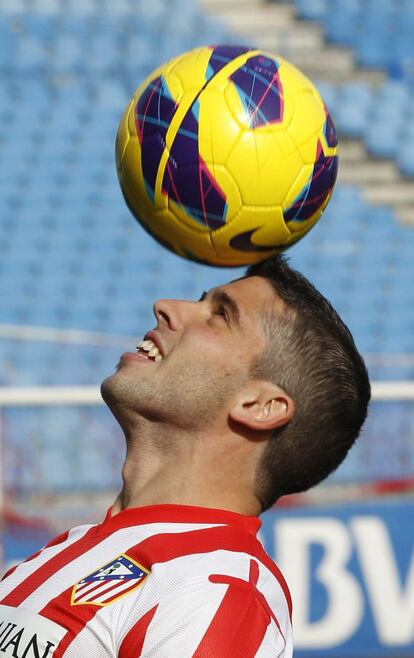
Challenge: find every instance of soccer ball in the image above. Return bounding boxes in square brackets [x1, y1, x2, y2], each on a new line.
[116, 45, 338, 267]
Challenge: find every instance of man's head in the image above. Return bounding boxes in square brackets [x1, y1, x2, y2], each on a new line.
[101, 273, 291, 441]
[101, 255, 370, 511]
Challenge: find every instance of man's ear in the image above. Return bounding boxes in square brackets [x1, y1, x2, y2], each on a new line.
[229, 381, 294, 432]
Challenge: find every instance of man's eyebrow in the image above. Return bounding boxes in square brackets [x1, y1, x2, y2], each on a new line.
[198, 289, 241, 325]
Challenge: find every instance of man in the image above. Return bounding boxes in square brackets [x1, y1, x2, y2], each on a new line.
[0, 255, 370, 657]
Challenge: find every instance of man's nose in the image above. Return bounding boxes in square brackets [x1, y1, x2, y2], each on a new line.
[153, 298, 200, 331]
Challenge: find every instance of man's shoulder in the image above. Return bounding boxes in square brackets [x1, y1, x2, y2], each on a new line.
[128, 523, 291, 619]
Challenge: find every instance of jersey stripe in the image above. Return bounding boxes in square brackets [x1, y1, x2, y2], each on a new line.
[0, 527, 92, 599]
[1, 564, 21, 582]
[1, 529, 71, 582]
[209, 559, 285, 642]
[118, 605, 158, 658]
[40, 585, 100, 658]
[118, 525, 292, 618]
[0, 525, 102, 607]
[193, 561, 271, 657]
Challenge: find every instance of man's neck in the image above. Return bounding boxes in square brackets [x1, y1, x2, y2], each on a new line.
[112, 426, 261, 517]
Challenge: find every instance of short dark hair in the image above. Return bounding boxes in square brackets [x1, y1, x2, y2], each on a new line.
[245, 255, 370, 511]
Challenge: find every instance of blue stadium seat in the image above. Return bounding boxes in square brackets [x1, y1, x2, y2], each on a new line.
[294, 0, 328, 21]
[397, 138, 414, 177]
[334, 83, 372, 137]
[0, 18, 18, 69]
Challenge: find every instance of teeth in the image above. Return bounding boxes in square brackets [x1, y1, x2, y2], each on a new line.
[136, 338, 163, 361]
[137, 340, 153, 350]
[136, 340, 153, 351]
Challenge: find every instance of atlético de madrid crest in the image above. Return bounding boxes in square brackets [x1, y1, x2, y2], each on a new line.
[71, 554, 149, 607]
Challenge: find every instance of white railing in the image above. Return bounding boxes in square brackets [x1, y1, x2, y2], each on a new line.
[0, 322, 134, 347]
[0, 387, 103, 406]
[1, 381, 414, 407]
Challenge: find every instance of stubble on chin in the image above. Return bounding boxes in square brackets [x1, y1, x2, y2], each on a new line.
[101, 369, 138, 405]
[101, 367, 162, 419]
[100, 372, 142, 433]
[101, 371, 123, 411]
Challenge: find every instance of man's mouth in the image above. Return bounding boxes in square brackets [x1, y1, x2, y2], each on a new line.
[136, 339, 163, 362]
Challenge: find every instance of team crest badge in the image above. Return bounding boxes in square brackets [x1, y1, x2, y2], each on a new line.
[71, 554, 149, 607]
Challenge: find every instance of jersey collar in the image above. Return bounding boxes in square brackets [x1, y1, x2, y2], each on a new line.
[102, 503, 262, 536]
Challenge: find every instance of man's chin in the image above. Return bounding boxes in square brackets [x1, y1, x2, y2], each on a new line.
[101, 368, 149, 408]
[100, 372, 135, 427]
[100, 373, 115, 405]
[100, 371, 126, 407]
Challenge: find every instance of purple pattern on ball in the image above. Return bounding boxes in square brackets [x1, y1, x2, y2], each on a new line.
[205, 44, 253, 81]
[323, 106, 338, 148]
[135, 76, 178, 201]
[162, 99, 227, 230]
[283, 141, 338, 223]
[229, 229, 279, 253]
[230, 55, 283, 128]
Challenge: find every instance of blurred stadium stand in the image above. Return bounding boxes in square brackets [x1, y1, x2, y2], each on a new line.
[0, 0, 413, 512]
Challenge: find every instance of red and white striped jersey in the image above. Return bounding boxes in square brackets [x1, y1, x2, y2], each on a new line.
[0, 505, 292, 657]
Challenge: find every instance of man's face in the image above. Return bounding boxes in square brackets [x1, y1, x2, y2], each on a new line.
[101, 276, 277, 431]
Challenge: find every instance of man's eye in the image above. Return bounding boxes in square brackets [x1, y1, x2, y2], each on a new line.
[214, 306, 228, 321]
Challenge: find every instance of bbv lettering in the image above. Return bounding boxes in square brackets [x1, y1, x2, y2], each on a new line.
[275, 514, 414, 649]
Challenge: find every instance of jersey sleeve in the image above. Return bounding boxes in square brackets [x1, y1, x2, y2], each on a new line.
[118, 571, 288, 658]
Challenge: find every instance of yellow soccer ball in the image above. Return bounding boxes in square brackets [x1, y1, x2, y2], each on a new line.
[116, 45, 338, 267]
